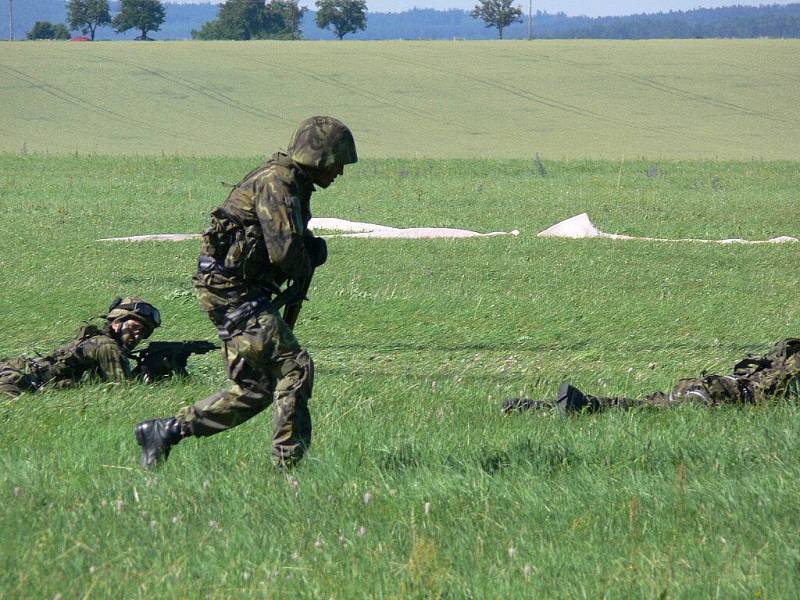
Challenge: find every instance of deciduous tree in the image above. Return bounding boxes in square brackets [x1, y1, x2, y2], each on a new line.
[27, 21, 71, 40]
[192, 0, 306, 40]
[268, 0, 306, 39]
[67, 0, 111, 41]
[113, 0, 166, 40]
[470, 0, 523, 39]
[315, 0, 367, 40]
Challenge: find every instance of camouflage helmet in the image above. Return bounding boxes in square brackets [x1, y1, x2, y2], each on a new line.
[107, 296, 161, 333]
[287, 116, 358, 170]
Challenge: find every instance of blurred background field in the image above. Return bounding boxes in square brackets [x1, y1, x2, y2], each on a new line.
[1, 39, 799, 159]
[0, 155, 798, 597]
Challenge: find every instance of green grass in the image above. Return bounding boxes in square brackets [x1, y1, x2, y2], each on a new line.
[1, 40, 799, 159]
[1, 155, 799, 597]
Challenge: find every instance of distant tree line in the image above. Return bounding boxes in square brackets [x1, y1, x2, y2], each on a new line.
[552, 4, 800, 39]
[192, 0, 367, 40]
[348, 3, 800, 40]
[9, 1, 800, 41]
[25, 0, 166, 40]
[27, 21, 71, 40]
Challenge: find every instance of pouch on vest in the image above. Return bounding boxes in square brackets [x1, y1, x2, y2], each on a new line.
[201, 207, 241, 266]
[27, 325, 103, 385]
[765, 338, 800, 364]
[748, 339, 800, 398]
[200, 206, 276, 284]
[735, 338, 800, 379]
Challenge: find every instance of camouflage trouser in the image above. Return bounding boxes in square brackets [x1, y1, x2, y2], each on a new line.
[0, 361, 36, 397]
[588, 374, 755, 411]
[177, 304, 314, 466]
[588, 339, 800, 411]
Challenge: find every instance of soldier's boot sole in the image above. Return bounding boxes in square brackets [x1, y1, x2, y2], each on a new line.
[556, 383, 594, 415]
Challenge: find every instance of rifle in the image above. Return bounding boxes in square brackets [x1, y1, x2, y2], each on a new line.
[131, 340, 219, 383]
[282, 234, 326, 330]
[282, 275, 311, 331]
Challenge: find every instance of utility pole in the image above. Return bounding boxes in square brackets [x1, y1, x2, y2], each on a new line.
[8, 0, 14, 41]
[528, 0, 533, 40]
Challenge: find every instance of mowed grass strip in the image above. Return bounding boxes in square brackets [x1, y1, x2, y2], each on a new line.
[1, 40, 799, 159]
[1, 156, 799, 596]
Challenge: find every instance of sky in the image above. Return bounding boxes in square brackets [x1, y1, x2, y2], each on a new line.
[169, 0, 798, 17]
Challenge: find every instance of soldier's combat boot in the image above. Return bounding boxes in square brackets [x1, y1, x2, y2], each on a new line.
[556, 383, 599, 415]
[501, 397, 549, 414]
[134, 417, 186, 469]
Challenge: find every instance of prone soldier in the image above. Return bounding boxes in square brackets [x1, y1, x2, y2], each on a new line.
[503, 338, 800, 415]
[0, 297, 161, 397]
[135, 116, 357, 469]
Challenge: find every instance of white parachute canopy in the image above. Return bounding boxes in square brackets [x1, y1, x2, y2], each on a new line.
[308, 218, 519, 239]
[95, 213, 796, 245]
[537, 213, 798, 245]
[537, 213, 603, 239]
[97, 218, 520, 242]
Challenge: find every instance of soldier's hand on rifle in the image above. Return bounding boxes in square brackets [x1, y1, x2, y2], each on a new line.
[272, 279, 308, 310]
[131, 341, 219, 383]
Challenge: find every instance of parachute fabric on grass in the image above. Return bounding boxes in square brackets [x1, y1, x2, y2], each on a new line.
[97, 219, 520, 242]
[538, 213, 798, 245]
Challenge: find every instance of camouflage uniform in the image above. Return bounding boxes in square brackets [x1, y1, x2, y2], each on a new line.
[0, 326, 130, 397]
[0, 297, 159, 398]
[504, 338, 800, 414]
[167, 116, 357, 466]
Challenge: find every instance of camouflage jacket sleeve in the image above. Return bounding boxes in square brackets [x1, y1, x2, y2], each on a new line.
[80, 337, 132, 383]
[254, 170, 313, 283]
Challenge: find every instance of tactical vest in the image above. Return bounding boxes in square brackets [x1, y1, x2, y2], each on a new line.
[733, 338, 800, 398]
[198, 155, 299, 289]
[24, 325, 108, 387]
[199, 206, 274, 284]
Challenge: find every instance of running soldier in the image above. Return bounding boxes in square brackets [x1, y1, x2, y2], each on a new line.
[0, 297, 160, 397]
[135, 116, 357, 469]
[503, 338, 800, 414]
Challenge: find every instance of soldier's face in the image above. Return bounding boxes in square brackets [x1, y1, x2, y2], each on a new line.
[312, 163, 345, 189]
[112, 318, 148, 350]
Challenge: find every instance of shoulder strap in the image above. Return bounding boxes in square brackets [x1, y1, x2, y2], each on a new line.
[233, 157, 280, 189]
[75, 324, 104, 341]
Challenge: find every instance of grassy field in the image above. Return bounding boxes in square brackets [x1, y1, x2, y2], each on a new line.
[1, 155, 799, 597]
[1, 40, 799, 159]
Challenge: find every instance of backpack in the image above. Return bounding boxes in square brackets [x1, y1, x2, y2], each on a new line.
[734, 338, 800, 399]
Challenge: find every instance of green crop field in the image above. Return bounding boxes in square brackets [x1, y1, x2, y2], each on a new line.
[1, 40, 800, 598]
[1, 40, 799, 159]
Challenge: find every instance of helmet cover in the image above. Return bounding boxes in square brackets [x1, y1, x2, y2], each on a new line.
[107, 296, 161, 334]
[287, 116, 357, 170]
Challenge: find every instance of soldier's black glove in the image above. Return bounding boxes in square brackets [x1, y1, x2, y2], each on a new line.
[306, 235, 327, 268]
[272, 279, 309, 311]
